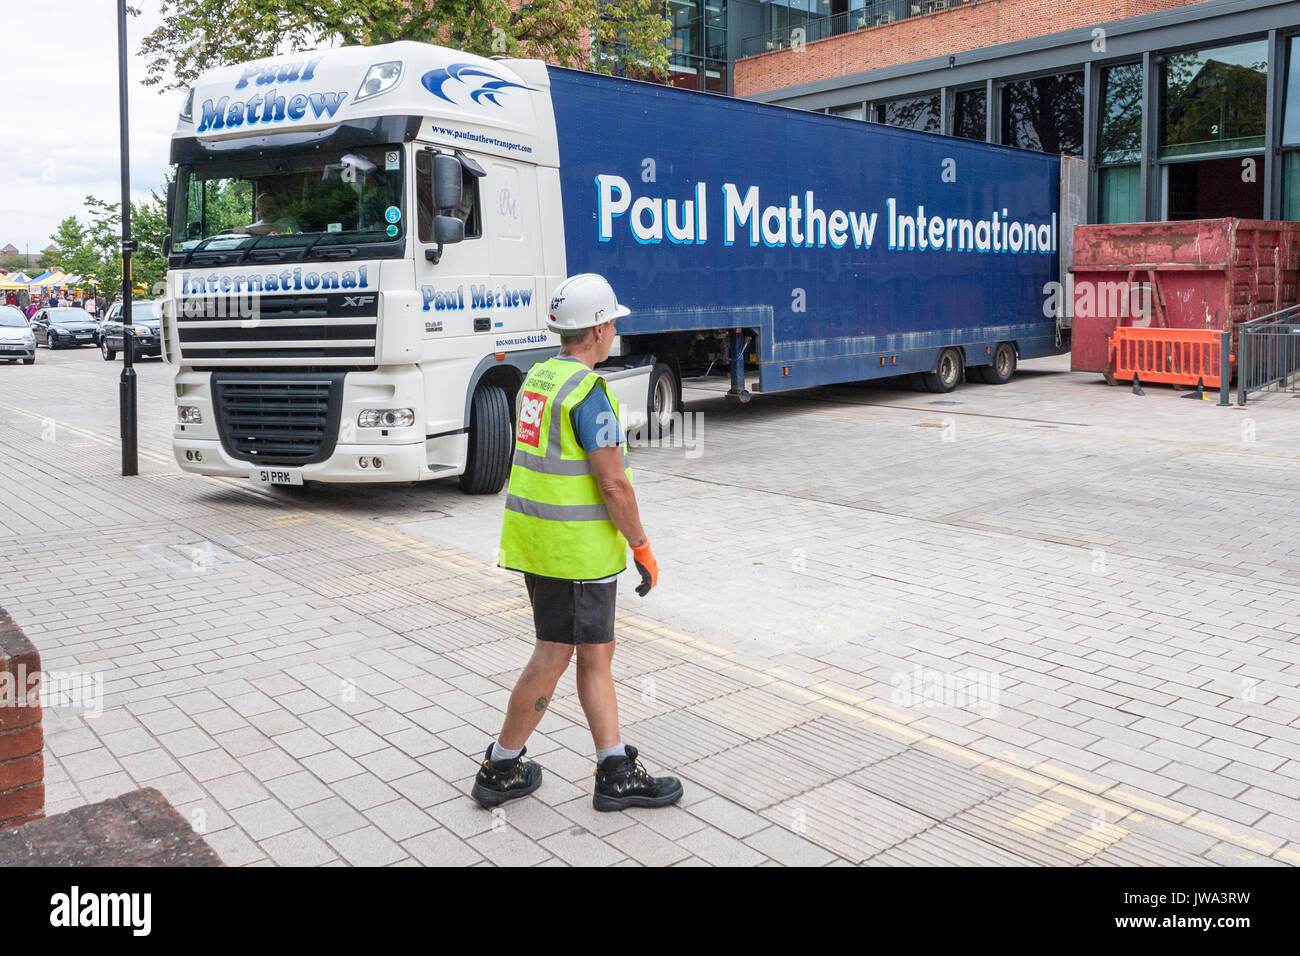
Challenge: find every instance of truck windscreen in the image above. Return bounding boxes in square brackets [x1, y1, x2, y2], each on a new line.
[173, 144, 404, 259]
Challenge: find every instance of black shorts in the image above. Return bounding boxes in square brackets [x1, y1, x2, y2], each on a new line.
[524, 573, 617, 645]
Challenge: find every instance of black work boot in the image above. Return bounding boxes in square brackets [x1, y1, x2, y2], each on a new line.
[593, 745, 683, 812]
[471, 744, 542, 808]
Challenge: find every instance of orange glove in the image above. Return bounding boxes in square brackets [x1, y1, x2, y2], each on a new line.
[631, 540, 658, 597]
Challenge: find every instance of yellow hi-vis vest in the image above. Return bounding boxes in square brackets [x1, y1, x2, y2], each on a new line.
[498, 357, 632, 580]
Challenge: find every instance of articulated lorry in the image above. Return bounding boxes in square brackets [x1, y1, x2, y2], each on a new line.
[163, 41, 1071, 493]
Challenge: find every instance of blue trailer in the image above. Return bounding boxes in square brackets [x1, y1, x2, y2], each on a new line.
[163, 43, 1072, 493]
[550, 67, 1068, 400]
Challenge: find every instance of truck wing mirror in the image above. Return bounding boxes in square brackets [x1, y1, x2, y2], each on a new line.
[432, 154, 463, 210]
[433, 216, 464, 245]
[425, 215, 465, 263]
[166, 179, 177, 229]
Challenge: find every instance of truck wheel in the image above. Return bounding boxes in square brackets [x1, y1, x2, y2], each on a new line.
[648, 363, 679, 435]
[459, 382, 511, 495]
[922, 348, 963, 393]
[976, 342, 1016, 384]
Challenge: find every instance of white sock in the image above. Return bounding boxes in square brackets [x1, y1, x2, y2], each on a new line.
[596, 742, 626, 762]
[491, 741, 522, 763]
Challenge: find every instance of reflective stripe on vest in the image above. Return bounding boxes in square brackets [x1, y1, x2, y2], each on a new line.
[498, 357, 632, 580]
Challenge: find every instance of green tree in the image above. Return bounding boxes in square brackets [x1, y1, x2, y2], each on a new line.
[43, 189, 172, 295]
[131, 189, 170, 291]
[49, 215, 99, 281]
[139, 0, 669, 92]
[0, 254, 28, 272]
[82, 196, 125, 291]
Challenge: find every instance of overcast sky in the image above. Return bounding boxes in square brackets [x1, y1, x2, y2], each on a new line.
[1, 2, 216, 253]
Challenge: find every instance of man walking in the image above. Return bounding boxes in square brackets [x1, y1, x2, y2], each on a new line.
[472, 273, 683, 813]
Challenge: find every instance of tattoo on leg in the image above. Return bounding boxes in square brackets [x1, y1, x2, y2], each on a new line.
[534, 696, 548, 712]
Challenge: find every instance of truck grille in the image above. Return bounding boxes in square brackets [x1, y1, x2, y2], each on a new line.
[212, 373, 345, 466]
[176, 292, 378, 365]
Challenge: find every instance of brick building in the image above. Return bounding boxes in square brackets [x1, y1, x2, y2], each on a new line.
[721, 0, 1299, 224]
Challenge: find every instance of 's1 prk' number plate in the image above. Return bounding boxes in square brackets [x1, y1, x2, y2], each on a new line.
[252, 468, 303, 486]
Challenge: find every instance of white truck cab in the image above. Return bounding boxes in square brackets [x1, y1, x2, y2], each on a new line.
[164, 41, 649, 492]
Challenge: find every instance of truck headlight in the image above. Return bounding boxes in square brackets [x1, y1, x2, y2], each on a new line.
[358, 408, 414, 429]
[355, 61, 402, 102]
[178, 406, 202, 424]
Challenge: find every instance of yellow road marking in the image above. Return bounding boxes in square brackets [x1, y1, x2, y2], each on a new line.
[1067, 821, 1130, 857]
[0, 400, 173, 466]
[1009, 800, 1074, 834]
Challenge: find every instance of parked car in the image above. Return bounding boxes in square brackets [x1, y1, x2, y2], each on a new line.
[30, 308, 100, 349]
[0, 305, 36, 364]
[97, 299, 125, 344]
[100, 300, 164, 361]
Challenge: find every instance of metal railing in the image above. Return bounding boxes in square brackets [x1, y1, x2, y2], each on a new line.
[1236, 303, 1300, 405]
[740, 0, 979, 58]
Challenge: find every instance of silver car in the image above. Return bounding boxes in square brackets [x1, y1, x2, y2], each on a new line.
[0, 305, 36, 364]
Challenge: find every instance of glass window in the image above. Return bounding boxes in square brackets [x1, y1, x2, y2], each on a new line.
[1284, 36, 1300, 146]
[874, 93, 941, 133]
[1160, 39, 1267, 158]
[1098, 63, 1142, 164]
[172, 144, 404, 256]
[1001, 72, 1083, 156]
[667, 53, 703, 90]
[669, 1, 699, 56]
[704, 58, 727, 93]
[416, 149, 481, 243]
[828, 102, 865, 121]
[1098, 165, 1142, 223]
[952, 88, 986, 141]
[1284, 151, 1300, 220]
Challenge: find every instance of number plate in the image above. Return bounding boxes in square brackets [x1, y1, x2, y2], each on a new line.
[251, 468, 303, 486]
[76, 334, 90, 339]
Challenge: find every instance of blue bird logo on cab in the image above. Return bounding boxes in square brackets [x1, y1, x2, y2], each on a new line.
[421, 63, 534, 106]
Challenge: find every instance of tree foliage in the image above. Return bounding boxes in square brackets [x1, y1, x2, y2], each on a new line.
[47, 191, 170, 293]
[139, 0, 670, 92]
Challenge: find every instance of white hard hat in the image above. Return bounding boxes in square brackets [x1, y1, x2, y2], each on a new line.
[547, 274, 630, 332]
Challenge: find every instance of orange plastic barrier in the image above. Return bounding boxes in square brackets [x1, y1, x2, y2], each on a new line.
[1106, 328, 1229, 387]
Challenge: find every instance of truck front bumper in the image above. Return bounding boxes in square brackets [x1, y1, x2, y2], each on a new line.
[172, 436, 438, 482]
[172, 366, 468, 483]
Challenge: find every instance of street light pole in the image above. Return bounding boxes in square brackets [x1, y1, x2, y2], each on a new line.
[116, 0, 138, 477]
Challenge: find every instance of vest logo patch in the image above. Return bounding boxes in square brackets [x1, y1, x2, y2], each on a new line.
[518, 390, 548, 447]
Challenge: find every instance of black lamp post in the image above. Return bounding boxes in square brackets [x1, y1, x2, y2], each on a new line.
[116, 0, 138, 476]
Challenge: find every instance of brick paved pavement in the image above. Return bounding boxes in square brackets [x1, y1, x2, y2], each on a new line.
[2, 348, 1298, 866]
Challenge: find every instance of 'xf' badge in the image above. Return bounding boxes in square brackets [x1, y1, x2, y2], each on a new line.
[343, 295, 375, 308]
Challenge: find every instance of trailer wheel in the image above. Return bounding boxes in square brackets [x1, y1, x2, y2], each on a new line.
[459, 382, 512, 495]
[648, 363, 679, 435]
[923, 348, 963, 393]
[975, 342, 1017, 384]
